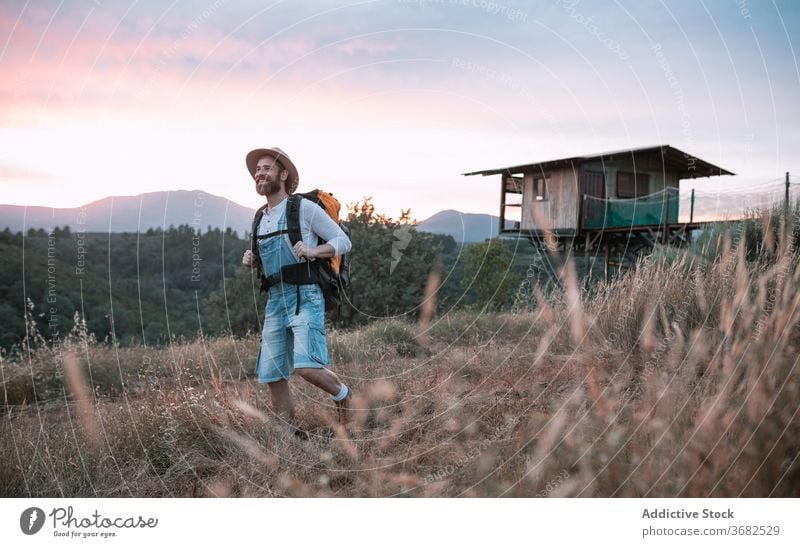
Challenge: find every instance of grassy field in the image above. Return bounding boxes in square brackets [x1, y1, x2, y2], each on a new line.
[2, 209, 800, 497]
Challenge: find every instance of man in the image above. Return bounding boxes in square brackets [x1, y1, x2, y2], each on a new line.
[241, 147, 353, 428]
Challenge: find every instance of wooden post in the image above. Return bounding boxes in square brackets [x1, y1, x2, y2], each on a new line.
[500, 175, 507, 235]
[689, 188, 695, 223]
[580, 194, 586, 231]
[785, 171, 790, 215]
[662, 190, 670, 244]
[603, 239, 609, 282]
[585, 232, 591, 280]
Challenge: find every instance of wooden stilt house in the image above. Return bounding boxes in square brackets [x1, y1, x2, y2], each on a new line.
[463, 145, 734, 276]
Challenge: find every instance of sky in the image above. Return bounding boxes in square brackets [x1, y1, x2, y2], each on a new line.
[0, 0, 798, 221]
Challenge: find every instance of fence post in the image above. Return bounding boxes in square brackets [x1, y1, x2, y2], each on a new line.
[690, 188, 695, 223]
[785, 171, 790, 215]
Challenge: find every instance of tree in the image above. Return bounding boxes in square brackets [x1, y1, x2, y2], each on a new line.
[461, 238, 522, 311]
[338, 197, 443, 326]
[201, 265, 264, 337]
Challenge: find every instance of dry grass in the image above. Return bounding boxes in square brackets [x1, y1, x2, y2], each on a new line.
[2, 212, 800, 497]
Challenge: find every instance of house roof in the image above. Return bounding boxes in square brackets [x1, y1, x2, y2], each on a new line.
[462, 145, 734, 179]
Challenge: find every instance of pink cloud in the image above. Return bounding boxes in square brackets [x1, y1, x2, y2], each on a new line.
[0, 163, 51, 182]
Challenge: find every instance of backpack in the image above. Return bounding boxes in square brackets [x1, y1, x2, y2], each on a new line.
[251, 190, 352, 314]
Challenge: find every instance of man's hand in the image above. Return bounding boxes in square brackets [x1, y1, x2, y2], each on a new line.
[295, 242, 337, 260]
[242, 249, 257, 268]
[292, 241, 315, 261]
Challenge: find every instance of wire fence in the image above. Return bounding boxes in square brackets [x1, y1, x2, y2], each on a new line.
[676, 175, 799, 223]
[579, 175, 799, 226]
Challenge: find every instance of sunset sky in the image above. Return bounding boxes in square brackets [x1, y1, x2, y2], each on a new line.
[1, 0, 798, 221]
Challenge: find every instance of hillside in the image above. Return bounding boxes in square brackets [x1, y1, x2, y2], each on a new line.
[3, 209, 799, 496]
[0, 190, 256, 237]
[416, 209, 513, 243]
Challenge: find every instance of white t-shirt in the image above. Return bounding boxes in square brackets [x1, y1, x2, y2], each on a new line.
[257, 196, 352, 258]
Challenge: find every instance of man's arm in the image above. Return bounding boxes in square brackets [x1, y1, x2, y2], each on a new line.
[293, 200, 352, 260]
[309, 243, 336, 258]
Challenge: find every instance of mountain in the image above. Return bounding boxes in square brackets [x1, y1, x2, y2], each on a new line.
[416, 209, 511, 243]
[0, 191, 506, 243]
[3, 188, 761, 243]
[0, 190, 256, 236]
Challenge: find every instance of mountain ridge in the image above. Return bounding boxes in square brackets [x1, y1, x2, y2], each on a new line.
[0, 190, 505, 243]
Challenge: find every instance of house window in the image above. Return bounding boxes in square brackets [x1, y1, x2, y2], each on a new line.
[616, 171, 650, 198]
[534, 176, 549, 201]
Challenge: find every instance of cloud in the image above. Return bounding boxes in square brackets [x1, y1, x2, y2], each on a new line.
[0, 163, 51, 183]
[0, 0, 797, 216]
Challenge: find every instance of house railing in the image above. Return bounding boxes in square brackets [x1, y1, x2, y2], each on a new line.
[582, 187, 680, 229]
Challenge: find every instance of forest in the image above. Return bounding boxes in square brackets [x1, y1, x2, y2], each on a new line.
[0, 199, 525, 351]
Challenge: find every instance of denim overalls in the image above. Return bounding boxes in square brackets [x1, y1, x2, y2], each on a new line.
[255, 206, 329, 383]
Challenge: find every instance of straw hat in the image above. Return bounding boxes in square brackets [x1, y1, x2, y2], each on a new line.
[245, 147, 299, 194]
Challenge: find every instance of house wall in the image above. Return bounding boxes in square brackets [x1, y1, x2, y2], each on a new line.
[518, 154, 685, 232]
[520, 165, 579, 231]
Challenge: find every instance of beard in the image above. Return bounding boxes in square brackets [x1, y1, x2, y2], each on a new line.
[257, 178, 282, 195]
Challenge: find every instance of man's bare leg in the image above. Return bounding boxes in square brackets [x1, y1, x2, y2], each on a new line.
[267, 379, 294, 420]
[296, 367, 343, 395]
[296, 368, 352, 425]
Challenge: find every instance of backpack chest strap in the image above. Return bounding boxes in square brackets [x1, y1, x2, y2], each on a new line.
[255, 228, 290, 240]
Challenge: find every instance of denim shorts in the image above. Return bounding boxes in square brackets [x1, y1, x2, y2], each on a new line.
[255, 283, 330, 383]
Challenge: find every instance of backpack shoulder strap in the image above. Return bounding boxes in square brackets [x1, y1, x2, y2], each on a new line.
[251, 203, 269, 244]
[286, 194, 303, 247]
[251, 203, 269, 275]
